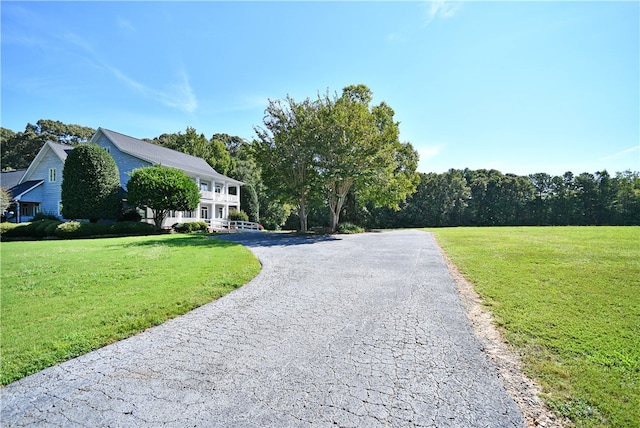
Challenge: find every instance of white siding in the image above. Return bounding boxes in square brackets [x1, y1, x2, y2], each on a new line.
[23, 150, 64, 217]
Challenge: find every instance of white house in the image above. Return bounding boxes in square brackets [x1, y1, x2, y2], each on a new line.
[4, 128, 244, 229]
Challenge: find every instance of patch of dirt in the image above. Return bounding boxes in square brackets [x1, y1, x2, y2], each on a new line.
[435, 241, 568, 428]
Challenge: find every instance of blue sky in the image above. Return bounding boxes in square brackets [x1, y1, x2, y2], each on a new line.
[2, 1, 638, 176]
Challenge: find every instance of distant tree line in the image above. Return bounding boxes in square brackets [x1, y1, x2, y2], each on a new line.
[356, 168, 640, 228]
[2, 119, 639, 229]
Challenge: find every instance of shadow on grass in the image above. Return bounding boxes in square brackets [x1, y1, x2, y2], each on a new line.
[115, 234, 240, 250]
[213, 231, 340, 248]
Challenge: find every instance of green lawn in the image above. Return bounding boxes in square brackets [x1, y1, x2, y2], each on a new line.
[431, 226, 640, 427]
[0, 234, 260, 385]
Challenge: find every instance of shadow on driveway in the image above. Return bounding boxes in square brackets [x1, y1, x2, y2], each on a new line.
[212, 231, 340, 248]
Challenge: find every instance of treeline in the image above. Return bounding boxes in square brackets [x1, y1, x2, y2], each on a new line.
[356, 169, 640, 228]
[2, 120, 639, 229]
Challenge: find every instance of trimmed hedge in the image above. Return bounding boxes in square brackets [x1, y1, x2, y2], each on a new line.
[173, 221, 210, 233]
[1, 220, 158, 240]
[1, 220, 63, 239]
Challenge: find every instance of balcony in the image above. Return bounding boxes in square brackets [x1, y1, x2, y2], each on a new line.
[200, 190, 239, 203]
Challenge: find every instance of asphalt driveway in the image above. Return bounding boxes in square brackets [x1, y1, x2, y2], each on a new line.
[1, 230, 524, 427]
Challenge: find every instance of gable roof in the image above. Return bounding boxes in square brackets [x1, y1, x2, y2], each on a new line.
[1, 169, 26, 190]
[7, 180, 44, 201]
[20, 141, 73, 184]
[94, 128, 242, 184]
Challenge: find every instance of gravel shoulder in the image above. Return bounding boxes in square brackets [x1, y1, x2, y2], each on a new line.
[3, 230, 526, 427]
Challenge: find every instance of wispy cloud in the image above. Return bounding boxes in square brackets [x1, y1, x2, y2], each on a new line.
[63, 31, 198, 114]
[117, 17, 136, 32]
[599, 145, 640, 162]
[423, 0, 462, 26]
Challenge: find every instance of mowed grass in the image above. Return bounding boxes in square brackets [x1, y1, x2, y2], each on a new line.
[431, 227, 639, 427]
[0, 234, 260, 385]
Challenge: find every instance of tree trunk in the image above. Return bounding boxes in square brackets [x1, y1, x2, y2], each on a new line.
[153, 209, 167, 230]
[328, 178, 354, 232]
[298, 194, 308, 232]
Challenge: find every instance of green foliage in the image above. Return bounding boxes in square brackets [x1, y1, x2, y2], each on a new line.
[61, 144, 121, 221]
[1, 234, 261, 384]
[108, 221, 157, 236]
[1, 220, 62, 238]
[3, 220, 157, 240]
[433, 226, 640, 427]
[254, 84, 419, 232]
[32, 212, 60, 221]
[240, 183, 260, 223]
[1, 120, 95, 170]
[173, 221, 209, 233]
[378, 169, 640, 228]
[54, 221, 109, 238]
[151, 127, 236, 175]
[0, 188, 10, 212]
[126, 166, 200, 229]
[228, 210, 249, 222]
[0, 222, 19, 235]
[118, 209, 142, 222]
[337, 222, 364, 234]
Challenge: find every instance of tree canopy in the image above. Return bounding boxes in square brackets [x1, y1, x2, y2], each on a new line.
[126, 165, 200, 229]
[254, 84, 419, 231]
[150, 127, 236, 176]
[1, 120, 95, 170]
[61, 144, 121, 222]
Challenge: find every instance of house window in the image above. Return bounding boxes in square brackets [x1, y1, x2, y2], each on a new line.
[201, 206, 209, 219]
[228, 186, 237, 195]
[215, 184, 222, 193]
[217, 207, 223, 218]
[104, 146, 110, 154]
[183, 210, 194, 218]
[200, 181, 210, 192]
[49, 168, 57, 182]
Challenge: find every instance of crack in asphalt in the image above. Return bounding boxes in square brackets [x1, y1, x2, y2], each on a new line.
[1, 230, 524, 427]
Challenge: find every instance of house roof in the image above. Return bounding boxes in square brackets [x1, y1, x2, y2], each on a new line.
[20, 141, 73, 184]
[6, 180, 44, 201]
[1, 169, 27, 190]
[94, 128, 243, 185]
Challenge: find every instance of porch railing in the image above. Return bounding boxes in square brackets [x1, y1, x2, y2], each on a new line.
[209, 219, 262, 233]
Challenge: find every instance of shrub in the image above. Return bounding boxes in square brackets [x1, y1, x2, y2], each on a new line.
[228, 210, 249, 222]
[109, 221, 157, 236]
[61, 144, 121, 222]
[337, 222, 364, 234]
[55, 221, 109, 239]
[0, 222, 22, 236]
[32, 212, 60, 221]
[119, 209, 142, 222]
[173, 221, 209, 233]
[14, 220, 63, 238]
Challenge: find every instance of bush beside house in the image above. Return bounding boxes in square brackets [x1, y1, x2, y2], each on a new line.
[1, 220, 157, 240]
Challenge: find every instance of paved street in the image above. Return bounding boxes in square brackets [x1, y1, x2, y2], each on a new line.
[1, 230, 524, 427]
